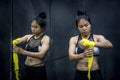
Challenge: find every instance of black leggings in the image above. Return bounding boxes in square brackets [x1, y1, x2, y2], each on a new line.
[20, 65, 47, 80]
[74, 69, 103, 80]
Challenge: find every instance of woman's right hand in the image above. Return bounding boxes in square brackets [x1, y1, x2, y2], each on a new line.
[13, 46, 24, 54]
[83, 48, 94, 57]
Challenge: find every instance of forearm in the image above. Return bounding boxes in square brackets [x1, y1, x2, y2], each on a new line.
[69, 53, 85, 61]
[21, 49, 44, 59]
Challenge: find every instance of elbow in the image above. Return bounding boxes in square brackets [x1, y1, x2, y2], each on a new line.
[35, 53, 45, 59]
[103, 41, 113, 48]
[107, 40, 113, 48]
[107, 43, 113, 48]
[69, 57, 73, 61]
[69, 56, 77, 61]
[69, 52, 78, 61]
[109, 44, 113, 48]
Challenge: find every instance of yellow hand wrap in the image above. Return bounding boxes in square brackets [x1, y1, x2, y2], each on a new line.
[81, 39, 95, 48]
[13, 38, 21, 80]
[81, 39, 95, 80]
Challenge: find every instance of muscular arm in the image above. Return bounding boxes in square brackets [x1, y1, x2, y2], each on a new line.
[68, 37, 85, 61]
[94, 35, 113, 48]
[16, 35, 32, 45]
[14, 36, 50, 59]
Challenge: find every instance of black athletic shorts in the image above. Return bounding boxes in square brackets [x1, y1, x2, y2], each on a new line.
[20, 65, 47, 80]
[74, 69, 103, 80]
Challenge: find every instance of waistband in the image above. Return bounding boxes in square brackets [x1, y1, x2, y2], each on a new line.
[75, 69, 101, 74]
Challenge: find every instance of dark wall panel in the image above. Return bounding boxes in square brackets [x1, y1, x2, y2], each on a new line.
[50, 0, 78, 80]
[0, 0, 11, 80]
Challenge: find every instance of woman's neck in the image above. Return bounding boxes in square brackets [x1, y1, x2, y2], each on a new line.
[81, 33, 91, 39]
[34, 33, 43, 39]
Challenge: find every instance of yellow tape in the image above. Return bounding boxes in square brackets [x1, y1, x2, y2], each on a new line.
[81, 39, 95, 80]
[13, 38, 21, 80]
[87, 49, 94, 80]
[13, 52, 19, 80]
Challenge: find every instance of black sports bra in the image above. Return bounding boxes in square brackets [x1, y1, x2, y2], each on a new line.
[76, 34, 100, 56]
[25, 34, 45, 52]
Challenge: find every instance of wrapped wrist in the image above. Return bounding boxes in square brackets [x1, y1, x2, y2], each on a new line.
[81, 39, 95, 48]
[13, 38, 21, 46]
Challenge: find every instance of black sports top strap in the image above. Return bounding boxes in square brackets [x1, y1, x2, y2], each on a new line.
[38, 33, 45, 45]
[76, 33, 94, 47]
[27, 33, 45, 46]
[25, 34, 45, 52]
[76, 35, 81, 47]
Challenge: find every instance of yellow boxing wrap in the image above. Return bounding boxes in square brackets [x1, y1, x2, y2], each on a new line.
[13, 38, 21, 80]
[81, 39, 95, 80]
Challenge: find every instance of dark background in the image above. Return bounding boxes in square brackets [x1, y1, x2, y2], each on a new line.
[0, 0, 120, 80]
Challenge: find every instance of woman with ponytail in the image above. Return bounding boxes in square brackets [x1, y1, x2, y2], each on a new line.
[13, 12, 50, 80]
[68, 11, 113, 80]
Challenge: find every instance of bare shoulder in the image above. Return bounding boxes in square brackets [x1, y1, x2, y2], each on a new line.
[23, 34, 33, 40]
[94, 34, 105, 38]
[43, 35, 50, 40]
[69, 35, 78, 44]
[17, 34, 33, 43]
[22, 34, 33, 38]
[42, 35, 50, 43]
[93, 34, 105, 41]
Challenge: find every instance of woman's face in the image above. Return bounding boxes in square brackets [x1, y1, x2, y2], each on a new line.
[77, 18, 91, 36]
[31, 20, 43, 35]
